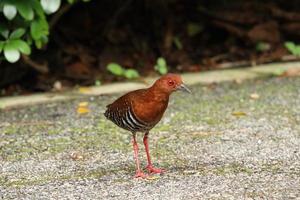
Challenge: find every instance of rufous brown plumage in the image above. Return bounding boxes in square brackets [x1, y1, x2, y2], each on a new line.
[104, 73, 191, 178]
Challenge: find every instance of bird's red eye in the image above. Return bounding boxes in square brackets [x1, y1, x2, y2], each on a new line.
[168, 80, 175, 86]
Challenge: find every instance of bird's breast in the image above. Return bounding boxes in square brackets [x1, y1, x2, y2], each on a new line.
[132, 99, 168, 126]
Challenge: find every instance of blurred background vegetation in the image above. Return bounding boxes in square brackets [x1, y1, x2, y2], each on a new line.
[1, 0, 300, 96]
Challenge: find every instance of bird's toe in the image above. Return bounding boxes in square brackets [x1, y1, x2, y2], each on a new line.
[134, 171, 148, 179]
[146, 165, 165, 174]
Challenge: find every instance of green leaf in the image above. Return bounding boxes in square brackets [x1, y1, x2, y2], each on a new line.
[16, 2, 34, 20]
[30, 19, 49, 40]
[4, 41, 21, 63]
[0, 42, 4, 53]
[0, 24, 9, 39]
[284, 41, 300, 56]
[107, 63, 124, 76]
[1, 30, 9, 39]
[124, 69, 139, 79]
[284, 41, 295, 49]
[67, 0, 76, 3]
[30, 0, 46, 17]
[157, 57, 166, 67]
[9, 28, 26, 39]
[30, 20, 41, 40]
[173, 36, 183, 50]
[35, 39, 42, 49]
[41, 0, 61, 14]
[284, 41, 296, 54]
[256, 42, 270, 52]
[3, 4, 17, 20]
[26, 35, 33, 46]
[30, 18, 49, 48]
[0, 24, 8, 34]
[40, 35, 49, 43]
[187, 23, 202, 37]
[31, 21, 41, 40]
[155, 57, 168, 75]
[295, 46, 300, 56]
[155, 64, 168, 75]
[272, 68, 286, 76]
[94, 80, 101, 86]
[10, 39, 31, 55]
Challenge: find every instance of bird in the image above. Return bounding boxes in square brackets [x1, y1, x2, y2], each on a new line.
[104, 73, 191, 178]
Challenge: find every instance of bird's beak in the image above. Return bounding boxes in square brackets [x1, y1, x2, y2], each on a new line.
[177, 83, 191, 93]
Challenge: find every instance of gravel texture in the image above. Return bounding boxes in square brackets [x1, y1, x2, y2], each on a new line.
[0, 76, 300, 199]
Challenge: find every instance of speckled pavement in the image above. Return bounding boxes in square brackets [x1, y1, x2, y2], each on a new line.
[1, 76, 300, 199]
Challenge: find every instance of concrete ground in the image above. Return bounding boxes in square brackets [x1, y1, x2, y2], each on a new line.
[0, 75, 300, 199]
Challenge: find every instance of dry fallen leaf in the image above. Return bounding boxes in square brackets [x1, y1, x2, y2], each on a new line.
[232, 111, 247, 117]
[70, 151, 84, 160]
[250, 93, 260, 99]
[77, 101, 90, 114]
[234, 79, 243, 84]
[281, 68, 300, 77]
[77, 107, 90, 114]
[79, 101, 88, 107]
[79, 87, 91, 94]
[146, 176, 160, 180]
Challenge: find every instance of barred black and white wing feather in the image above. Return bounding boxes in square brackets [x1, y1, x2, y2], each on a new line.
[104, 97, 150, 133]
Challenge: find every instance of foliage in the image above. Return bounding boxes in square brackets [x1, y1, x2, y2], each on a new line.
[94, 80, 101, 86]
[255, 42, 270, 52]
[154, 57, 168, 75]
[107, 63, 123, 76]
[66, 0, 90, 4]
[123, 69, 139, 79]
[106, 63, 140, 79]
[173, 36, 183, 50]
[187, 23, 203, 37]
[284, 41, 300, 56]
[0, 0, 90, 63]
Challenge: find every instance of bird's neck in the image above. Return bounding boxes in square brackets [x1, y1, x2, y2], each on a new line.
[131, 85, 170, 125]
[147, 86, 170, 103]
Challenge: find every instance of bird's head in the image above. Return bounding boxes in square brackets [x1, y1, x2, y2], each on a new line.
[153, 73, 191, 94]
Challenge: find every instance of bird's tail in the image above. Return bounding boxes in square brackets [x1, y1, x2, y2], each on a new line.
[104, 109, 109, 119]
[104, 104, 112, 119]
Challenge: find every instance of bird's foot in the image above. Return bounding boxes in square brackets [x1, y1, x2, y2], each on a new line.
[146, 165, 165, 174]
[134, 171, 148, 179]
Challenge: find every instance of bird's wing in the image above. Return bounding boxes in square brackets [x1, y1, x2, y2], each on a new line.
[104, 96, 128, 123]
[105, 93, 151, 132]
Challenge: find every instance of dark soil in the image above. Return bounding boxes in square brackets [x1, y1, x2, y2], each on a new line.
[1, 0, 300, 96]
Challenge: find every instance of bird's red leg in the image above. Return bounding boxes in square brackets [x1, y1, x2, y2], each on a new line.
[132, 133, 148, 178]
[143, 132, 165, 174]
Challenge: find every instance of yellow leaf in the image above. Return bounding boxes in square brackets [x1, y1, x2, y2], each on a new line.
[79, 87, 91, 93]
[232, 111, 247, 116]
[70, 151, 84, 160]
[282, 68, 300, 77]
[79, 102, 88, 107]
[146, 176, 160, 180]
[77, 106, 90, 114]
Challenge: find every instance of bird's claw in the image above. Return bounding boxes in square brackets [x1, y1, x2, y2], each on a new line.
[146, 165, 165, 174]
[134, 171, 148, 179]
